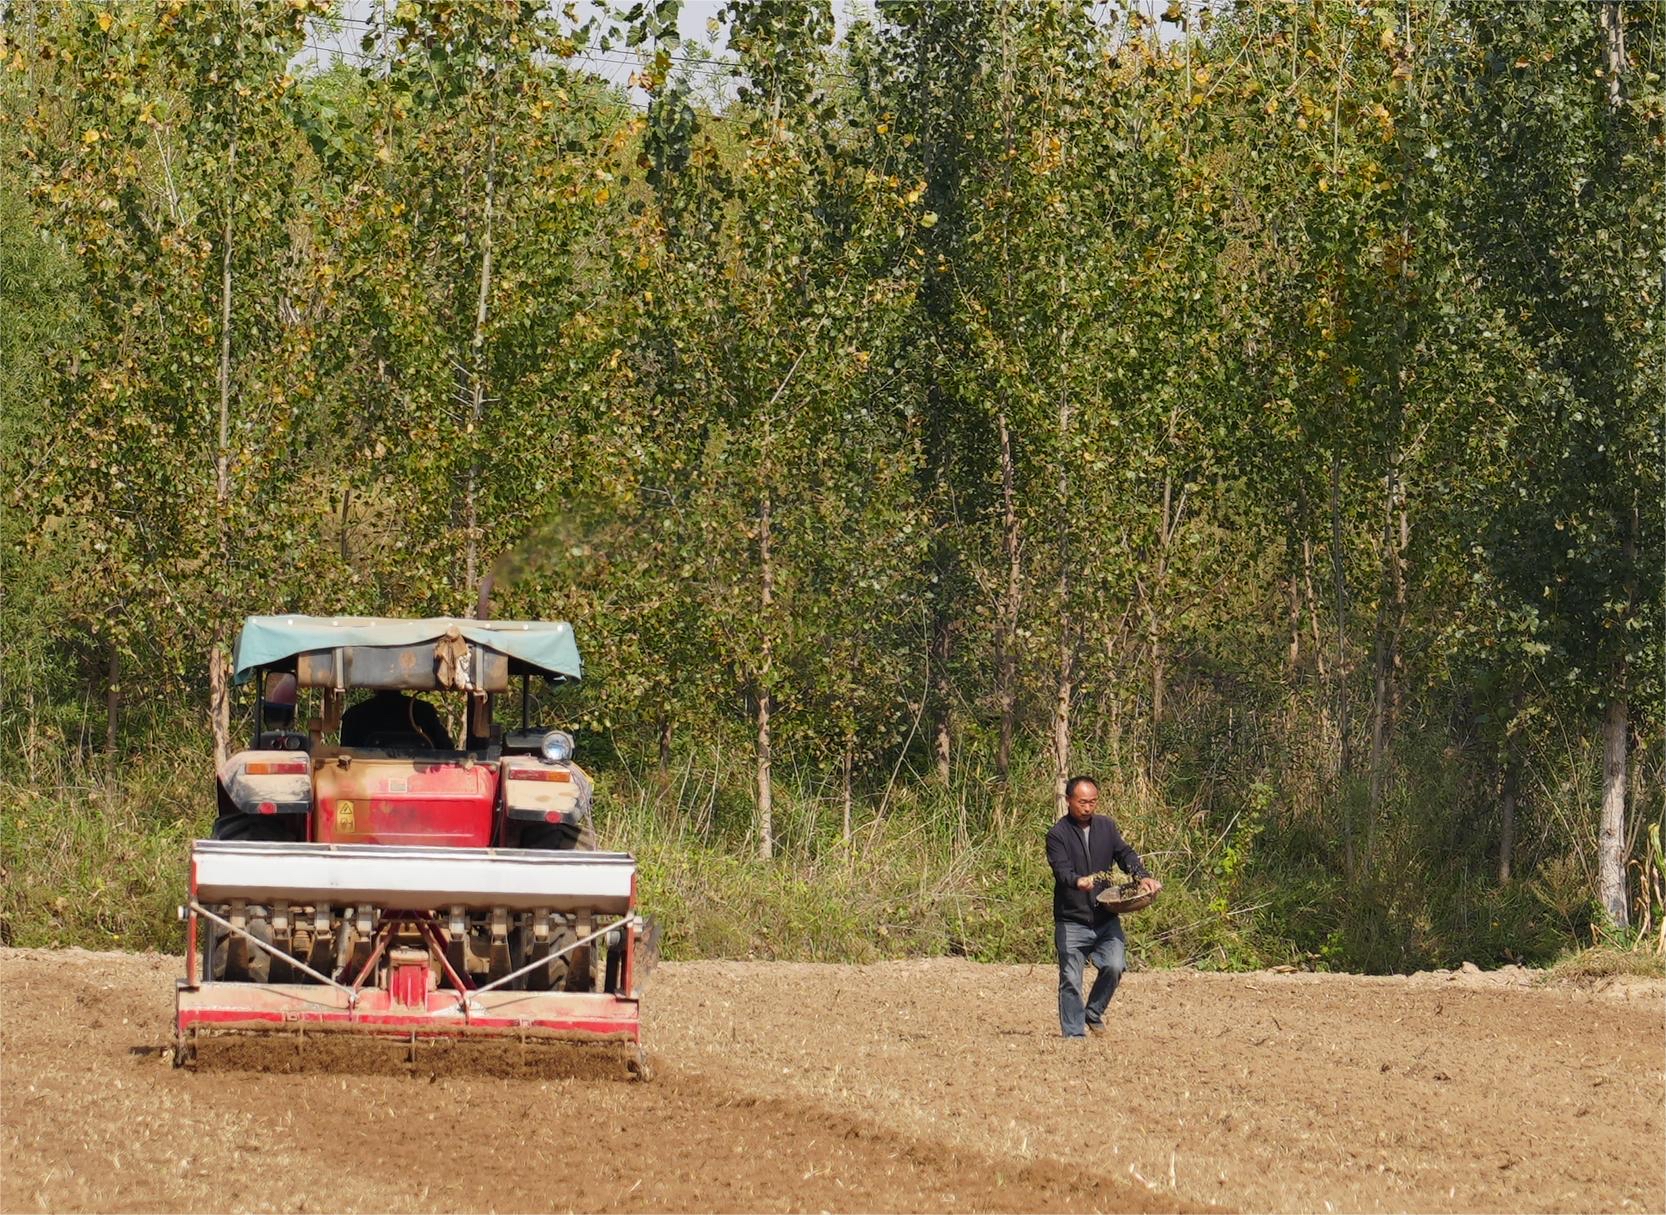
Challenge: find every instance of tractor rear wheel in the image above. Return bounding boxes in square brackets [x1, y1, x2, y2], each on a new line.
[208, 908, 273, 983]
[518, 919, 575, 991]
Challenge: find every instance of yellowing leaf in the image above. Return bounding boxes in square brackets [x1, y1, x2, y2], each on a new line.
[920, 212, 939, 228]
[81, 128, 101, 145]
[97, 9, 113, 31]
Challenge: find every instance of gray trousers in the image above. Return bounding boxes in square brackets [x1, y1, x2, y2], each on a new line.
[1055, 917, 1127, 1037]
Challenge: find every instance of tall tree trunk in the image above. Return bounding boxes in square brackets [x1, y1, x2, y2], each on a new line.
[841, 737, 853, 844]
[1367, 456, 1406, 828]
[1597, 501, 1637, 927]
[1599, 0, 1626, 108]
[211, 133, 238, 767]
[1148, 469, 1176, 730]
[1498, 730, 1520, 884]
[992, 16, 1020, 818]
[914, 17, 963, 793]
[1053, 650, 1071, 818]
[1143, 402, 1187, 779]
[1599, 692, 1630, 928]
[208, 646, 231, 768]
[105, 644, 120, 753]
[1592, 0, 1632, 935]
[1053, 378, 1072, 818]
[757, 490, 774, 861]
[1329, 445, 1353, 874]
[1302, 536, 1327, 683]
[994, 408, 1022, 816]
[931, 593, 952, 785]
[1286, 566, 1301, 682]
[339, 486, 353, 563]
[463, 130, 498, 596]
[1369, 25, 1420, 829]
[1149, 610, 1165, 726]
[656, 710, 672, 785]
[216, 139, 235, 525]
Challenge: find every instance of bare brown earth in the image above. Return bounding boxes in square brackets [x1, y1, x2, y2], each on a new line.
[1, 948, 1660, 1214]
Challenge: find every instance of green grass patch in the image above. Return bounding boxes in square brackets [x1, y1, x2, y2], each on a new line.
[0, 750, 210, 951]
[0, 728, 1633, 973]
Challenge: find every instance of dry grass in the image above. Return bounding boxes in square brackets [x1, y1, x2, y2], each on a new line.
[1542, 942, 1666, 984]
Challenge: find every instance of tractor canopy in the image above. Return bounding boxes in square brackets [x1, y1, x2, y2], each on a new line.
[231, 615, 583, 688]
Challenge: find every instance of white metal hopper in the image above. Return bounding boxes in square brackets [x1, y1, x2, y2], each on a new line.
[191, 839, 635, 913]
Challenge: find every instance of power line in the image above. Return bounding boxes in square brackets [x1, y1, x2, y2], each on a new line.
[300, 41, 375, 63]
[298, 35, 855, 96]
[322, 11, 855, 82]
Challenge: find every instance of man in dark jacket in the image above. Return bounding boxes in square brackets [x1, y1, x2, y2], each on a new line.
[1045, 775, 1162, 1037]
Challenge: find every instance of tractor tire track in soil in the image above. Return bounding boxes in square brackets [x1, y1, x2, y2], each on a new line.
[1, 948, 1659, 1213]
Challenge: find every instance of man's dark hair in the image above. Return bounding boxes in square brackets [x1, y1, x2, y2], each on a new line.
[1064, 775, 1099, 801]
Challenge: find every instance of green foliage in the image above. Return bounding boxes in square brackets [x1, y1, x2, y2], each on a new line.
[0, 743, 209, 951]
[1, 0, 1660, 970]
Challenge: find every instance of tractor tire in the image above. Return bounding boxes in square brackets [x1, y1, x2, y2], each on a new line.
[563, 942, 595, 992]
[518, 919, 576, 992]
[208, 908, 272, 983]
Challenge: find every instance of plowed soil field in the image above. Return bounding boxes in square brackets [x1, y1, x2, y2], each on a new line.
[1, 948, 1660, 1213]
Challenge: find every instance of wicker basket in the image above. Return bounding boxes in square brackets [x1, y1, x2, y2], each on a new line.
[1094, 882, 1158, 915]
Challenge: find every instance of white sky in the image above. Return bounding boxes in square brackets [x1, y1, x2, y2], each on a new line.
[297, 0, 836, 106]
[299, 1, 1185, 108]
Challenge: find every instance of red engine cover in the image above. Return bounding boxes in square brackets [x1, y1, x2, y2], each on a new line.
[313, 758, 498, 847]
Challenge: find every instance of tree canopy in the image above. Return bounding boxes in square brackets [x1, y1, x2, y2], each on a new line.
[2, 0, 1660, 965]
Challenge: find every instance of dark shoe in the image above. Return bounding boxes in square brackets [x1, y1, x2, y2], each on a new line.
[1085, 1021, 1109, 1037]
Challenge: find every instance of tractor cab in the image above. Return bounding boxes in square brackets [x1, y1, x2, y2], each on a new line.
[214, 615, 592, 851]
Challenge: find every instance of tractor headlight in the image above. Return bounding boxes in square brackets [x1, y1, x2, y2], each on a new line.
[540, 730, 575, 764]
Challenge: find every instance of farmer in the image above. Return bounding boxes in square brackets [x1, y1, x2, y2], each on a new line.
[1045, 775, 1162, 1038]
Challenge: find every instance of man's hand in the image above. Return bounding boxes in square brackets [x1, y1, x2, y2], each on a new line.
[1076, 876, 1095, 892]
[1138, 876, 1163, 896]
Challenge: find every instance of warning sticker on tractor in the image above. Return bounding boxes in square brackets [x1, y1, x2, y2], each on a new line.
[336, 800, 356, 832]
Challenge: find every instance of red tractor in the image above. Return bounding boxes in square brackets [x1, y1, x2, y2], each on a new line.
[175, 615, 648, 1074]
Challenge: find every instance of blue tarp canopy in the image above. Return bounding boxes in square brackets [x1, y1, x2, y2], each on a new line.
[232, 615, 582, 683]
